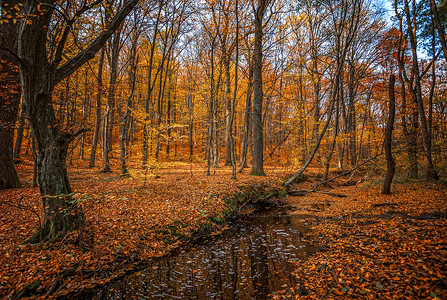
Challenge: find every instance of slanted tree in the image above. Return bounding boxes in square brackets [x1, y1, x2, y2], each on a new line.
[16, 0, 139, 242]
[284, 0, 363, 188]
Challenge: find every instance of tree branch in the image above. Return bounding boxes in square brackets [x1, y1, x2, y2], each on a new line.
[51, 0, 104, 70]
[54, 0, 140, 85]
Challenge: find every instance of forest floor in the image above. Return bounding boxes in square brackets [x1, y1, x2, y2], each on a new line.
[0, 158, 446, 299]
[280, 177, 447, 299]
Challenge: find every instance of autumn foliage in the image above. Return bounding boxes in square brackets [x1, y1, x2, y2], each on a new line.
[1, 0, 447, 298]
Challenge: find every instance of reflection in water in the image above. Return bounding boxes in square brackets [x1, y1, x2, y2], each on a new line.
[93, 209, 316, 299]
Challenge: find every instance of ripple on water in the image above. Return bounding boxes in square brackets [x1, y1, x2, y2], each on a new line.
[86, 209, 317, 300]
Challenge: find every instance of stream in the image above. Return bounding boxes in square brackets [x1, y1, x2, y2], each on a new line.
[82, 208, 317, 299]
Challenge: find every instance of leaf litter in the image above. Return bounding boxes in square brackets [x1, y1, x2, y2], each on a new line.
[276, 179, 447, 299]
[0, 159, 286, 299]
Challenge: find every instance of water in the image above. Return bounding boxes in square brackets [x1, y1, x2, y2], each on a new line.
[90, 209, 317, 299]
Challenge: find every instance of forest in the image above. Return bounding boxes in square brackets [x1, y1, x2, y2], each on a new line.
[0, 0, 446, 299]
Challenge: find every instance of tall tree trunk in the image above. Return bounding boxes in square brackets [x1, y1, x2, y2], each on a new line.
[80, 69, 88, 160]
[187, 93, 195, 157]
[382, 74, 396, 194]
[142, 1, 163, 166]
[229, 1, 239, 179]
[239, 63, 253, 171]
[404, 0, 439, 180]
[166, 93, 172, 156]
[0, 0, 21, 189]
[347, 65, 358, 167]
[20, 54, 84, 241]
[394, 4, 419, 178]
[102, 26, 122, 173]
[324, 91, 340, 181]
[16, 0, 139, 242]
[207, 37, 216, 176]
[250, 0, 267, 176]
[155, 64, 165, 160]
[89, 48, 105, 167]
[155, 53, 171, 160]
[224, 50, 233, 166]
[120, 26, 138, 176]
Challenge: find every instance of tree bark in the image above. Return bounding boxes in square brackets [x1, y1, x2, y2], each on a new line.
[229, 1, 239, 179]
[102, 26, 122, 173]
[187, 93, 195, 157]
[394, 3, 419, 178]
[0, 0, 21, 189]
[142, 1, 163, 166]
[13, 108, 25, 162]
[89, 47, 105, 167]
[16, 0, 139, 242]
[224, 50, 233, 166]
[250, 0, 267, 176]
[404, 0, 439, 180]
[120, 24, 138, 176]
[207, 37, 216, 176]
[239, 62, 253, 171]
[382, 74, 396, 195]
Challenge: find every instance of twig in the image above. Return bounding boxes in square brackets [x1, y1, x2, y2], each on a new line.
[287, 153, 383, 197]
[311, 153, 383, 191]
[315, 191, 347, 197]
[44, 275, 61, 299]
[0, 197, 42, 229]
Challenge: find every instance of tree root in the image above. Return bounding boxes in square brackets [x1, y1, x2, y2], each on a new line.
[22, 216, 80, 244]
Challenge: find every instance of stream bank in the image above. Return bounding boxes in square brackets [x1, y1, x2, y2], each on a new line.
[68, 207, 318, 299]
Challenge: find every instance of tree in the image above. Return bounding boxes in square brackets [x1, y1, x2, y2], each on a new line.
[89, 47, 105, 168]
[402, 0, 439, 180]
[228, 0, 239, 179]
[16, 0, 139, 242]
[250, 0, 271, 176]
[392, 3, 420, 178]
[429, 0, 447, 59]
[120, 11, 141, 176]
[102, 19, 123, 173]
[284, 0, 364, 187]
[382, 74, 396, 194]
[0, 0, 21, 189]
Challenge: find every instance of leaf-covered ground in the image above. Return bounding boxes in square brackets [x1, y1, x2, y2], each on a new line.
[0, 159, 286, 299]
[1, 159, 446, 299]
[279, 179, 447, 299]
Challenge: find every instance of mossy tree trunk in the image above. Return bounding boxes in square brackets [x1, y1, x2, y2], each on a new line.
[16, 0, 139, 242]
